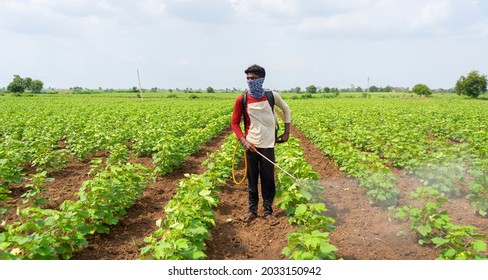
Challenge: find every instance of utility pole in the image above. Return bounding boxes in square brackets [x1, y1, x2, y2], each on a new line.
[137, 69, 143, 99]
[367, 76, 370, 98]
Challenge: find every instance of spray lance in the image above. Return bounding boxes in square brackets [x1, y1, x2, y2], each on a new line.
[232, 141, 307, 188]
[254, 149, 296, 180]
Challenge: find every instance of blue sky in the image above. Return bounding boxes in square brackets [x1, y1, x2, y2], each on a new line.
[1, 0, 487, 90]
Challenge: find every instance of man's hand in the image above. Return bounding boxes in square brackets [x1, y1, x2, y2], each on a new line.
[240, 137, 257, 152]
[244, 141, 257, 152]
[276, 123, 291, 143]
[276, 132, 289, 143]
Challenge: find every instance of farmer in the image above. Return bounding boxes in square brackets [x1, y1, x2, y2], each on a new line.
[231, 64, 291, 225]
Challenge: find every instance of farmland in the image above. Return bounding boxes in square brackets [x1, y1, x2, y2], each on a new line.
[0, 92, 487, 260]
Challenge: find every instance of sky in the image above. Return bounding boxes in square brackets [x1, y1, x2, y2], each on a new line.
[1, 0, 487, 90]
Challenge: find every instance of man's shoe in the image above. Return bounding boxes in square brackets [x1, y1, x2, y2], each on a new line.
[265, 214, 279, 225]
[242, 212, 257, 222]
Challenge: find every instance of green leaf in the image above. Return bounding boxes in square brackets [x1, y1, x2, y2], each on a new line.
[77, 224, 93, 235]
[175, 238, 189, 249]
[320, 244, 337, 254]
[95, 225, 109, 234]
[192, 250, 206, 260]
[203, 195, 215, 205]
[444, 248, 457, 258]
[303, 235, 323, 248]
[479, 209, 487, 217]
[431, 237, 449, 247]
[471, 240, 487, 252]
[301, 252, 315, 260]
[107, 216, 118, 225]
[281, 246, 291, 256]
[199, 189, 211, 197]
[170, 222, 185, 230]
[417, 225, 432, 237]
[140, 246, 151, 255]
[36, 246, 54, 257]
[295, 204, 307, 216]
[189, 226, 208, 236]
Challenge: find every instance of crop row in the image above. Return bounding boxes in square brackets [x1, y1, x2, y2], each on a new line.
[0, 159, 153, 259]
[141, 134, 242, 259]
[275, 138, 337, 260]
[288, 99, 488, 214]
[1, 96, 232, 218]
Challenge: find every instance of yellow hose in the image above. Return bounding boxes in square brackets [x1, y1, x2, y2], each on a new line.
[232, 141, 247, 184]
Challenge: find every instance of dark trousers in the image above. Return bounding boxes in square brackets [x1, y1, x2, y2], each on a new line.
[246, 148, 275, 216]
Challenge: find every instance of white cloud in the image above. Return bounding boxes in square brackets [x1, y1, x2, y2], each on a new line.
[142, 0, 166, 15]
[1, 0, 487, 89]
[413, 1, 450, 28]
[289, 0, 458, 39]
[161, 0, 237, 24]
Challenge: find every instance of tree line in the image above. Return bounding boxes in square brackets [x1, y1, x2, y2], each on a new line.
[3, 70, 487, 98]
[285, 70, 487, 98]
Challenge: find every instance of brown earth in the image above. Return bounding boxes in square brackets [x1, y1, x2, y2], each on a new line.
[2, 125, 487, 260]
[392, 168, 488, 241]
[3, 159, 91, 223]
[205, 169, 295, 260]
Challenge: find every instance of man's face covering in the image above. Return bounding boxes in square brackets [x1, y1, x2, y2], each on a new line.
[247, 77, 265, 98]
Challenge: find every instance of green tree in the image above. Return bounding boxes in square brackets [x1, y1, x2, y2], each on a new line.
[323, 87, 330, 93]
[72, 86, 83, 92]
[206, 86, 215, 93]
[24, 77, 33, 89]
[306, 85, 317, 94]
[412, 83, 432, 96]
[30, 80, 44, 93]
[330, 87, 340, 97]
[369, 85, 379, 92]
[7, 75, 28, 93]
[292, 86, 301, 93]
[455, 70, 487, 99]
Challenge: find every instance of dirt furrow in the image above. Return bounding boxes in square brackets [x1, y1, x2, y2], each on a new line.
[289, 125, 439, 260]
[3, 159, 92, 223]
[392, 168, 488, 239]
[205, 170, 295, 260]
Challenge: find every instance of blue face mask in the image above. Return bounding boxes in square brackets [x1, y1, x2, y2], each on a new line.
[247, 77, 265, 99]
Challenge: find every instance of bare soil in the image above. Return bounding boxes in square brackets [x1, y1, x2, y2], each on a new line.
[205, 169, 294, 260]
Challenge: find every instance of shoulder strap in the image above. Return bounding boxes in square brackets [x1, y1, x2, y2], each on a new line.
[265, 91, 274, 111]
[242, 92, 248, 132]
[265, 91, 279, 132]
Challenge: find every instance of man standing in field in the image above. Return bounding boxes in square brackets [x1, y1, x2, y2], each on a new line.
[231, 64, 291, 225]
